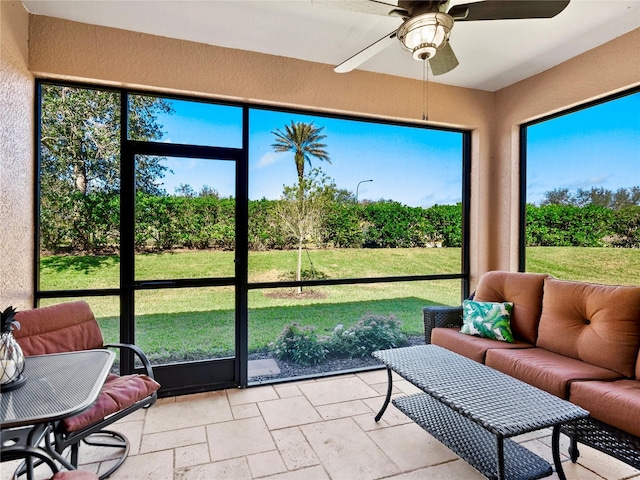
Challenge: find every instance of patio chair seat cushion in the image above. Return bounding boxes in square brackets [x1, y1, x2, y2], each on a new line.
[62, 373, 160, 433]
[569, 379, 640, 438]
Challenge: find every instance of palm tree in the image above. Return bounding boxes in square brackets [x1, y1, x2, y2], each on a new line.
[271, 121, 331, 183]
[272, 121, 330, 293]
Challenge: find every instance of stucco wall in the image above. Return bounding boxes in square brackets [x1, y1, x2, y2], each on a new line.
[1, 1, 34, 309]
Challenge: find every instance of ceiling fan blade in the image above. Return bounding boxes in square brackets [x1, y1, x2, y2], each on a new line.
[312, 0, 408, 17]
[449, 0, 570, 21]
[334, 30, 398, 73]
[428, 42, 459, 75]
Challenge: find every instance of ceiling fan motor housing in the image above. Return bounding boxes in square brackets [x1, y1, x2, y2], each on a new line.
[397, 11, 455, 61]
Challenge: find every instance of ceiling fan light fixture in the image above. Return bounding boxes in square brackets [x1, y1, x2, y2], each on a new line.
[398, 12, 454, 61]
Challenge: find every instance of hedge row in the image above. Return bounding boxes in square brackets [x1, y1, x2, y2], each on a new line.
[40, 194, 640, 254]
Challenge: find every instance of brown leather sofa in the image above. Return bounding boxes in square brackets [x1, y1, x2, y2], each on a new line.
[424, 271, 640, 469]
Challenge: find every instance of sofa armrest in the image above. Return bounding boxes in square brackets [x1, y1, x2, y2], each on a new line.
[423, 306, 463, 344]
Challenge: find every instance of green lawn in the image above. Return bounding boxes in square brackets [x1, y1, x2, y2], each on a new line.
[526, 247, 640, 285]
[40, 247, 638, 363]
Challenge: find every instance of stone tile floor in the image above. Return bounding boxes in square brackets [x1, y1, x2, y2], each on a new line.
[3, 369, 639, 479]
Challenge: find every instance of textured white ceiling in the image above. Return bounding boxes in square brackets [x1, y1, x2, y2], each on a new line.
[22, 0, 640, 91]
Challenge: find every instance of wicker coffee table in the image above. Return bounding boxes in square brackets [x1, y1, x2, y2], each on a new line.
[372, 345, 589, 480]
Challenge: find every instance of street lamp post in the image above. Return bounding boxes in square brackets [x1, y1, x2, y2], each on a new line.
[356, 179, 373, 202]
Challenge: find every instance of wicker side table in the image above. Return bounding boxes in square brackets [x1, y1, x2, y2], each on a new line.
[373, 345, 588, 480]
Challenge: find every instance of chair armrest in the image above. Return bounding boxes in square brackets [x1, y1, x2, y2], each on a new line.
[423, 306, 463, 344]
[104, 342, 155, 379]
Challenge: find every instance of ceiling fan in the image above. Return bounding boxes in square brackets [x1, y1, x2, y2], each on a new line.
[324, 0, 571, 76]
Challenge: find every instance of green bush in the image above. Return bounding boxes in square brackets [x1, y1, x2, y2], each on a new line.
[362, 202, 440, 248]
[424, 204, 462, 247]
[610, 206, 640, 248]
[526, 204, 613, 247]
[328, 314, 408, 358]
[270, 323, 327, 366]
[322, 203, 363, 247]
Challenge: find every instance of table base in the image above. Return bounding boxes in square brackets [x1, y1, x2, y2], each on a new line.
[393, 393, 553, 480]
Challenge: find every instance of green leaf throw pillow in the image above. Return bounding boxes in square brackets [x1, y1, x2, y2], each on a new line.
[461, 300, 514, 343]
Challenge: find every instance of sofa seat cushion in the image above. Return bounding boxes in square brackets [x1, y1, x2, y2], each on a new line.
[473, 271, 548, 344]
[485, 348, 622, 399]
[537, 278, 640, 378]
[432, 327, 533, 364]
[62, 373, 160, 433]
[570, 380, 640, 437]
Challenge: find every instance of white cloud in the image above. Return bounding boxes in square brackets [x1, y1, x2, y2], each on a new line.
[568, 174, 611, 190]
[257, 152, 284, 168]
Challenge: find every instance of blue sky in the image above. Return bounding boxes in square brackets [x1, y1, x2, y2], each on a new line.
[526, 92, 640, 205]
[154, 91, 639, 207]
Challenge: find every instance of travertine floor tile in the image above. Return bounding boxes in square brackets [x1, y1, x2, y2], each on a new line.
[300, 417, 400, 479]
[274, 384, 303, 398]
[175, 442, 211, 469]
[227, 385, 278, 405]
[355, 369, 389, 385]
[393, 379, 423, 395]
[247, 450, 287, 478]
[261, 465, 330, 480]
[206, 416, 275, 462]
[563, 443, 640, 479]
[112, 419, 144, 455]
[298, 376, 379, 406]
[271, 427, 321, 470]
[368, 422, 459, 470]
[140, 425, 206, 453]
[384, 459, 485, 479]
[174, 457, 251, 480]
[108, 450, 173, 480]
[76, 432, 127, 465]
[144, 391, 232, 433]
[315, 399, 373, 420]
[258, 396, 322, 430]
[357, 399, 413, 429]
[232, 402, 261, 419]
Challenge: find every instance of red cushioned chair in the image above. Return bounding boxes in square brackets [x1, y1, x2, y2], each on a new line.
[14, 301, 160, 479]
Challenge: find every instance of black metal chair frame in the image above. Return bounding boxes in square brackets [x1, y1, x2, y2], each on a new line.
[49, 343, 158, 480]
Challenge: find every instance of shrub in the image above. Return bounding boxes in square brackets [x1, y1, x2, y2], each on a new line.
[270, 323, 327, 366]
[610, 206, 640, 248]
[328, 314, 408, 358]
[526, 204, 614, 247]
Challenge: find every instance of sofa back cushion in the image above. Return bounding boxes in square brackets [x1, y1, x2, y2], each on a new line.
[473, 271, 548, 344]
[537, 278, 640, 378]
[14, 301, 104, 356]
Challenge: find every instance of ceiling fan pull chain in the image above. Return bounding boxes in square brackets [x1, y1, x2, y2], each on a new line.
[422, 59, 429, 122]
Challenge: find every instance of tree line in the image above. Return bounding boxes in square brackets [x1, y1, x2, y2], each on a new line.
[40, 191, 639, 254]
